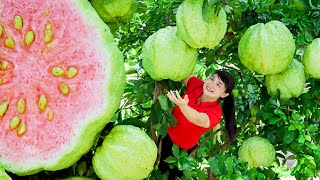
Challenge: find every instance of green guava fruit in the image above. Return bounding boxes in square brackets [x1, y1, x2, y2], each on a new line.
[91, 0, 138, 23]
[0, 0, 125, 176]
[238, 20, 295, 75]
[58, 177, 95, 180]
[176, 0, 227, 49]
[141, 26, 198, 81]
[265, 59, 305, 99]
[0, 169, 11, 180]
[92, 125, 157, 180]
[303, 38, 320, 79]
[238, 137, 275, 167]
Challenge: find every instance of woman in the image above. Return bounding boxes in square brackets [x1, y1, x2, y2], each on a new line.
[159, 70, 236, 178]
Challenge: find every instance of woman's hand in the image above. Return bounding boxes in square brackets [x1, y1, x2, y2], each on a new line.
[167, 90, 189, 107]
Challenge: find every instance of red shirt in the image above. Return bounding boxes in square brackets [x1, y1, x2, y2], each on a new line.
[168, 77, 222, 150]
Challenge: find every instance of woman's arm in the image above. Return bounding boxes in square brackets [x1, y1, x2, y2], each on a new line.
[167, 90, 210, 128]
[182, 75, 196, 87]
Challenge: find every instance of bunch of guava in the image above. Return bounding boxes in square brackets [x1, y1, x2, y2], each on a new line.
[141, 26, 198, 81]
[238, 20, 295, 75]
[238, 137, 275, 167]
[92, 125, 157, 180]
[303, 38, 320, 79]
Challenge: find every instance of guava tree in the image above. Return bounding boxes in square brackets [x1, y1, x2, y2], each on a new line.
[6, 0, 320, 179]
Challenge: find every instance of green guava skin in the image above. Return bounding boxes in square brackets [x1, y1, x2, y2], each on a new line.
[92, 125, 157, 180]
[265, 59, 305, 100]
[238, 20, 295, 75]
[238, 137, 275, 168]
[142, 26, 198, 81]
[0, 169, 11, 180]
[91, 0, 138, 23]
[176, 0, 227, 49]
[303, 38, 320, 79]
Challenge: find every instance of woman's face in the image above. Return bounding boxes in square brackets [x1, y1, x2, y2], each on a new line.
[203, 74, 229, 100]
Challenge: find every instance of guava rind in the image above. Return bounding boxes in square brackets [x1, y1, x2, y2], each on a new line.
[176, 0, 227, 49]
[0, 169, 11, 180]
[0, 0, 125, 175]
[238, 137, 275, 167]
[265, 59, 305, 99]
[303, 38, 320, 79]
[92, 125, 157, 180]
[141, 26, 198, 81]
[91, 0, 138, 23]
[238, 20, 295, 75]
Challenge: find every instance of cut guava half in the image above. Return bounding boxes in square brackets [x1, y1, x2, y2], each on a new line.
[0, 0, 125, 175]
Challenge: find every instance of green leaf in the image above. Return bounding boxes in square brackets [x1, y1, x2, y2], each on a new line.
[208, 156, 221, 175]
[307, 124, 319, 133]
[164, 156, 177, 163]
[305, 32, 313, 42]
[274, 108, 287, 120]
[226, 156, 234, 176]
[283, 129, 298, 144]
[157, 95, 168, 111]
[269, 117, 281, 124]
[303, 155, 316, 169]
[208, 0, 220, 6]
[77, 161, 87, 176]
[172, 144, 180, 158]
[196, 169, 207, 180]
[297, 134, 305, 143]
[183, 168, 192, 178]
[305, 142, 317, 149]
[304, 135, 311, 142]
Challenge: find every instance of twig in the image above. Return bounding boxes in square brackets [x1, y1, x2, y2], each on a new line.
[155, 138, 163, 167]
[165, 12, 173, 27]
[190, 126, 224, 157]
[152, 81, 164, 167]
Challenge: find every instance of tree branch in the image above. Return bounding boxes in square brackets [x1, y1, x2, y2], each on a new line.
[190, 126, 224, 157]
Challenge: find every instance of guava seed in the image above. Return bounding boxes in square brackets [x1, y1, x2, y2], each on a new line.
[67, 67, 78, 79]
[24, 30, 35, 47]
[59, 83, 70, 96]
[0, 25, 3, 37]
[0, 101, 9, 117]
[38, 95, 48, 112]
[44, 22, 53, 43]
[48, 111, 54, 121]
[51, 67, 65, 77]
[0, 61, 8, 70]
[17, 122, 26, 136]
[17, 99, 26, 114]
[9, 115, 21, 130]
[5, 36, 15, 48]
[14, 15, 23, 30]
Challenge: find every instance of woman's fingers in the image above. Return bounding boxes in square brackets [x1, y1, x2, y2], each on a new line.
[175, 90, 182, 100]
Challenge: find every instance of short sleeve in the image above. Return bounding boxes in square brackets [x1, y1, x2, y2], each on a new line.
[186, 77, 203, 94]
[206, 108, 222, 128]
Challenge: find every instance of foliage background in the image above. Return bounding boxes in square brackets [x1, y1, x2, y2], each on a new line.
[9, 0, 320, 179]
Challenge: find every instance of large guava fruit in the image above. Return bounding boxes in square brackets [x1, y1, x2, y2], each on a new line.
[92, 125, 157, 180]
[265, 59, 305, 99]
[303, 38, 320, 79]
[0, 0, 125, 176]
[238, 137, 275, 167]
[141, 26, 198, 81]
[238, 20, 295, 75]
[176, 0, 227, 49]
[91, 0, 138, 23]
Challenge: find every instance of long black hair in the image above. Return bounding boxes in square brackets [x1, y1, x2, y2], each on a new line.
[216, 71, 236, 142]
